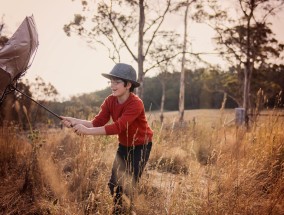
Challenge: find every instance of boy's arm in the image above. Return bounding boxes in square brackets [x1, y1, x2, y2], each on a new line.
[61, 116, 93, 128]
[72, 124, 106, 135]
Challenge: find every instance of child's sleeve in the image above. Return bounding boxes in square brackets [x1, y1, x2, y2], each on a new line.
[91, 99, 110, 127]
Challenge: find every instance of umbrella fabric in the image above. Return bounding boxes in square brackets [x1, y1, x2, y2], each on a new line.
[0, 15, 39, 99]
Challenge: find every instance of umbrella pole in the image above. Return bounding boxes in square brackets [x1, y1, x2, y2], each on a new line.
[12, 86, 63, 120]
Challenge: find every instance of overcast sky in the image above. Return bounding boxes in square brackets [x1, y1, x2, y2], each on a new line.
[1, 0, 284, 100]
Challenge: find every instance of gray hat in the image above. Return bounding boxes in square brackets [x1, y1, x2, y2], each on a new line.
[102, 63, 140, 88]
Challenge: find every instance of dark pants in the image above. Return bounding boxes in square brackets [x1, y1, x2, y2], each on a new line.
[108, 142, 152, 212]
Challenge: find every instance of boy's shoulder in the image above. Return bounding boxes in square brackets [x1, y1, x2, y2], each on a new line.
[105, 93, 143, 106]
[105, 94, 116, 101]
[129, 93, 144, 104]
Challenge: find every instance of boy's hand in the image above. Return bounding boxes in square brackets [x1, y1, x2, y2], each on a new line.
[73, 124, 89, 135]
[61, 116, 74, 128]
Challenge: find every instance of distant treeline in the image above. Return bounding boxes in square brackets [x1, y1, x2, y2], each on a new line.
[58, 66, 284, 114]
[1, 66, 283, 128]
[50, 67, 283, 119]
[143, 70, 237, 111]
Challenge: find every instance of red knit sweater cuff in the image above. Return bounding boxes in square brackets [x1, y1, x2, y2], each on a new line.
[104, 124, 118, 135]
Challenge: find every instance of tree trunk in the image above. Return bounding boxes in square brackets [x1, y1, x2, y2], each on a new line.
[137, 0, 145, 99]
[179, 0, 189, 123]
[160, 80, 166, 123]
[243, 66, 249, 120]
[243, 5, 254, 127]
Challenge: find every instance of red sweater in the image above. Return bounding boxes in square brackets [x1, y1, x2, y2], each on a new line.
[91, 93, 153, 146]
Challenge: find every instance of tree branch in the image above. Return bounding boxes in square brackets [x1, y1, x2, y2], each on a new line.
[145, 50, 220, 74]
[108, 13, 138, 62]
[203, 83, 241, 106]
[144, 0, 171, 57]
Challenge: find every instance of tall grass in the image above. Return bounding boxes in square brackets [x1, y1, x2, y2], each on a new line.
[0, 109, 283, 214]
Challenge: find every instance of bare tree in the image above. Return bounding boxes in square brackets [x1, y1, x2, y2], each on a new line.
[64, 0, 174, 99]
[147, 28, 181, 122]
[209, 0, 284, 125]
[173, 0, 200, 123]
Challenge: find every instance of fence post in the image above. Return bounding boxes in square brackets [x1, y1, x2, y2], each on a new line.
[235, 108, 245, 126]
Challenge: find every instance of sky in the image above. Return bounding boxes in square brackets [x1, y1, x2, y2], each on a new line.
[1, 0, 284, 100]
[1, 0, 114, 100]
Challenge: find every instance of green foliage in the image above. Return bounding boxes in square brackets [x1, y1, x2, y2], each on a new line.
[28, 76, 59, 102]
[2, 65, 283, 127]
[210, 0, 284, 112]
[56, 65, 282, 119]
[0, 81, 33, 129]
[53, 87, 112, 120]
[143, 69, 239, 111]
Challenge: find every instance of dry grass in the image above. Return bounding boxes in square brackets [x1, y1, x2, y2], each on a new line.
[0, 109, 284, 215]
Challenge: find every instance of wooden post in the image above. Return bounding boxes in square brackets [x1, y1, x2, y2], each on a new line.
[235, 108, 245, 126]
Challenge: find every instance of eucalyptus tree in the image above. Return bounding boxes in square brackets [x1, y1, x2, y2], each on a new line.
[64, 0, 175, 99]
[172, 0, 209, 122]
[176, 0, 192, 123]
[17, 77, 60, 126]
[28, 76, 59, 102]
[208, 0, 284, 124]
[147, 30, 181, 122]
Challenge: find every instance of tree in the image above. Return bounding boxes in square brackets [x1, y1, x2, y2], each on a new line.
[209, 0, 284, 125]
[0, 81, 33, 129]
[28, 76, 59, 102]
[26, 76, 59, 125]
[202, 66, 242, 106]
[147, 29, 180, 122]
[158, 66, 174, 123]
[176, 0, 192, 123]
[173, 0, 208, 122]
[64, 0, 174, 99]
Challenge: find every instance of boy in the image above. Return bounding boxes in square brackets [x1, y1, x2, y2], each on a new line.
[61, 63, 153, 214]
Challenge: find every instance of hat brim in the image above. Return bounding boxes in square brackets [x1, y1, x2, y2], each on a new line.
[102, 73, 140, 88]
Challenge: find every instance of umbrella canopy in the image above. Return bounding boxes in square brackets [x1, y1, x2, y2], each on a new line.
[0, 15, 61, 120]
[0, 15, 39, 99]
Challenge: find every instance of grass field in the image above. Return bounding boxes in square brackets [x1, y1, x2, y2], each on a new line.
[0, 109, 283, 214]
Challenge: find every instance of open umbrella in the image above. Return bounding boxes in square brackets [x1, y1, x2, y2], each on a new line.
[0, 15, 62, 120]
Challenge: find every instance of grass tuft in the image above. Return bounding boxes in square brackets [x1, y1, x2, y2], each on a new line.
[0, 109, 283, 214]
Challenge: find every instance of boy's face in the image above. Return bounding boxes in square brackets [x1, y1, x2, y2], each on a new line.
[109, 78, 131, 97]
